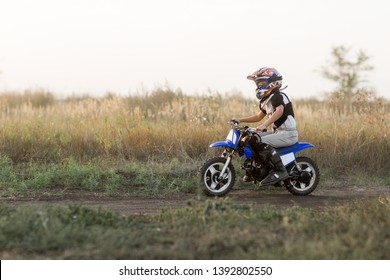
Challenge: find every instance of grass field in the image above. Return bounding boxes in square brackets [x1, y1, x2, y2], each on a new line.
[0, 88, 390, 259]
[1, 197, 389, 259]
[1, 88, 390, 196]
[1, 88, 389, 168]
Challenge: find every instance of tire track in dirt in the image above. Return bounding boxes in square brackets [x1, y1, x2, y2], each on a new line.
[2, 186, 388, 215]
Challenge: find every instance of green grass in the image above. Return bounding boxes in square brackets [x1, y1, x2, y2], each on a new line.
[0, 155, 199, 198]
[1, 197, 389, 259]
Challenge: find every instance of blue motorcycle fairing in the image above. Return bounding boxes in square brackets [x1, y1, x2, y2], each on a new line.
[243, 146, 253, 158]
[276, 142, 314, 155]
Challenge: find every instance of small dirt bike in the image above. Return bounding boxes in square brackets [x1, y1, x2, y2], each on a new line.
[199, 121, 320, 196]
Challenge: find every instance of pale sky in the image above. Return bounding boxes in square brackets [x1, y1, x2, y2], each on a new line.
[1, 0, 389, 99]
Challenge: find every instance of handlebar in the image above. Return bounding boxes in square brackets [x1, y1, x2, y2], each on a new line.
[246, 127, 257, 133]
[228, 121, 257, 133]
[229, 120, 240, 126]
[228, 120, 267, 134]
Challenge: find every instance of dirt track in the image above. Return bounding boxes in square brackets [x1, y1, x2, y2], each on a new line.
[2, 186, 389, 215]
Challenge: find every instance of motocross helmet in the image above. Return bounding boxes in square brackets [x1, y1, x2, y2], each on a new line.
[247, 67, 283, 101]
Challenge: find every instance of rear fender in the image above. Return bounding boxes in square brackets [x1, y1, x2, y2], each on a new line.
[277, 142, 314, 155]
[277, 142, 314, 166]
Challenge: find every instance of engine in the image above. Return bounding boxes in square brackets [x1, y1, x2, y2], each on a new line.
[242, 159, 269, 183]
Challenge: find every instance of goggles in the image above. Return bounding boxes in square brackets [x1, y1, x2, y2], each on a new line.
[255, 79, 268, 89]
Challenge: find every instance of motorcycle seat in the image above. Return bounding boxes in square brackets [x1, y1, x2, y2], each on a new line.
[276, 142, 313, 155]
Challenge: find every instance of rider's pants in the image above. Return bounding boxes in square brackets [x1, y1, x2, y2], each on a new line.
[259, 129, 298, 148]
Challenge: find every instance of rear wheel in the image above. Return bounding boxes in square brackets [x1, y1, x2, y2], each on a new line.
[199, 157, 236, 196]
[285, 156, 320, 196]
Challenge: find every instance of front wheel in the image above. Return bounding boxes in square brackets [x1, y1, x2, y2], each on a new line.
[199, 157, 236, 196]
[285, 156, 320, 196]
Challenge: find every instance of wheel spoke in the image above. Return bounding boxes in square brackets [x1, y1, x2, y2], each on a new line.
[210, 181, 218, 190]
[208, 166, 218, 175]
[304, 166, 312, 172]
[300, 182, 306, 189]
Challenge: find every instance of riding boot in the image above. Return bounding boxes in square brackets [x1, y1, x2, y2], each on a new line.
[242, 175, 252, 182]
[258, 145, 289, 186]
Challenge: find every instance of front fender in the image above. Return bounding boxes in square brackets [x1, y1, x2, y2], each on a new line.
[209, 140, 237, 149]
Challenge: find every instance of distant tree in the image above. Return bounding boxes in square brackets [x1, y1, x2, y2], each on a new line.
[320, 46, 374, 105]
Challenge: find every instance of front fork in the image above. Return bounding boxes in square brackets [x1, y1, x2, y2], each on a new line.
[218, 156, 232, 180]
[218, 148, 234, 180]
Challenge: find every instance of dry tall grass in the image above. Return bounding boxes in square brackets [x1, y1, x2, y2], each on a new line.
[1, 89, 389, 171]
